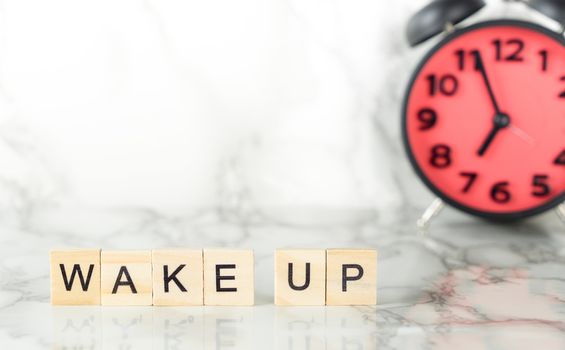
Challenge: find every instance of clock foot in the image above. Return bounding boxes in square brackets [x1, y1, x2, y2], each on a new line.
[556, 203, 565, 225]
[417, 198, 444, 234]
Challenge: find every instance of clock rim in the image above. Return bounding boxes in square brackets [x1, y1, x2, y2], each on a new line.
[402, 19, 565, 221]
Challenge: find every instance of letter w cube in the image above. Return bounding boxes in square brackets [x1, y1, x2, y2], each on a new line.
[50, 249, 101, 305]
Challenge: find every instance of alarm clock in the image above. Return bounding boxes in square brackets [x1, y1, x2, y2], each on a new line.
[402, 0, 565, 221]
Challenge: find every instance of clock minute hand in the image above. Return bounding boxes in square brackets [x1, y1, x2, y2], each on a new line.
[473, 50, 502, 114]
[473, 50, 510, 157]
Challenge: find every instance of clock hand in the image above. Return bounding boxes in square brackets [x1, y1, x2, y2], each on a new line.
[477, 113, 510, 156]
[509, 125, 535, 146]
[473, 50, 511, 156]
[473, 50, 502, 114]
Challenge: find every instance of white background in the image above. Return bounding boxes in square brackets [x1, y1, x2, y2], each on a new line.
[0, 0, 555, 226]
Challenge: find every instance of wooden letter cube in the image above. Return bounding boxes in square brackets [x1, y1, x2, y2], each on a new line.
[152, 249, 203, 306]
[50, 249, 101, 305]
[275, 249, 326, 306]
[101, 250, 152, 306]
[326, 249, 377, 306]
[203, 249, 254, 306]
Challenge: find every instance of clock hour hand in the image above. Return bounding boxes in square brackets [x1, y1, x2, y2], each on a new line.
[473, 50, 511, 157]
[477, 113, 510, 156]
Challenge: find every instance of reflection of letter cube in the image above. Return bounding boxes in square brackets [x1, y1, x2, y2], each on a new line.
[203, 249, 254, 306]
[101, 251, 152, 306]
[326, 249, 377, 306]
[152, 249, 203, 306]
[50, 249, 101, 305]
[275, 249, 326, 306]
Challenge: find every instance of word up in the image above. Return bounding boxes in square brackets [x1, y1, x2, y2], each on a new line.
[50, 248, 377, 306]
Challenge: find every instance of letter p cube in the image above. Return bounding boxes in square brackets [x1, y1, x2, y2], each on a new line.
[326, 249, 377, 306]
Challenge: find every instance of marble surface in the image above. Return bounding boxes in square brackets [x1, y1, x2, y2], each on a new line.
[0, 0, 565, 348]
[1, 209, 565, 349]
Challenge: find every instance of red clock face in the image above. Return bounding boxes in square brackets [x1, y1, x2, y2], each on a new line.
[404, 20, 565, 219]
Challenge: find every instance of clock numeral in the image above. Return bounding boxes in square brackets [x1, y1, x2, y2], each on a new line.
[492, 38, 524, 62]
[454, 49, 480, 71]
[426, 74, 458, 97]
[460, 172, 477, 193]
[559, 76, 565, 99]
[532, 175, 551, 197]
[539, 50, 548, 71]
[417, 108, 437, 130]
[490, 181, 511, 204]
[429, 144, 451, 168]
[554, 149, 565, 165]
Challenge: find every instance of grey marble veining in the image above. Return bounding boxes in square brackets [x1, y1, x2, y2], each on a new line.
[0, 0, 564, 348]
[1, 208, 565, 349]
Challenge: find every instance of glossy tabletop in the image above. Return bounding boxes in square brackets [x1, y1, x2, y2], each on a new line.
[1, 208, 564, 349]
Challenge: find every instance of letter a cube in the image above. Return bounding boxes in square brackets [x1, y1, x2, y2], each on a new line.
[101, 251, 152, 306]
